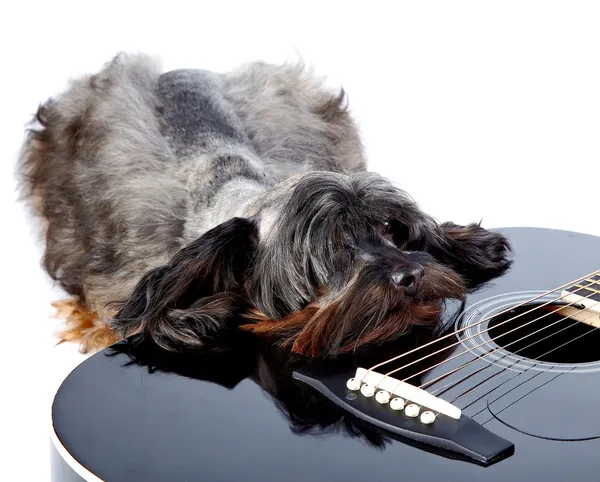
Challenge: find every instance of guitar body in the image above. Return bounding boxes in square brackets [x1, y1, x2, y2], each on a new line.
[51, 227, 600, 481]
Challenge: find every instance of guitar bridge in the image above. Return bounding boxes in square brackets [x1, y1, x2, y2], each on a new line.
[292, 366, 514, 466]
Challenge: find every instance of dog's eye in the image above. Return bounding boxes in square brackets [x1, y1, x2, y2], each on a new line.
[381, 221, 395, 241]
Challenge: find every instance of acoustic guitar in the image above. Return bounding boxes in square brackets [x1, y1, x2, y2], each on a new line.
[50, 227, 600, 481]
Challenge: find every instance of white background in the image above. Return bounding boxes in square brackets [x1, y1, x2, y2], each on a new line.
[1, 1, 600, 480]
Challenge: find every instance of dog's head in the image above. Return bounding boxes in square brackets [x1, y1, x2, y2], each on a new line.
[111, 171, 510, 357]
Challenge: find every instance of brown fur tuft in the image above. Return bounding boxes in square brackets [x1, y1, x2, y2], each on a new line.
[53, 299, 120, 353]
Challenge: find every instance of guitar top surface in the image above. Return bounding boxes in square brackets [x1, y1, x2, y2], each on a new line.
[52, 227, 600, 482]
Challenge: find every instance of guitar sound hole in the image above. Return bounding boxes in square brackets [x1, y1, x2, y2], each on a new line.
[487, 303, 600, 364]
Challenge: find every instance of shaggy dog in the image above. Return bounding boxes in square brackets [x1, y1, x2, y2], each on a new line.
[17, 53, 512, 357]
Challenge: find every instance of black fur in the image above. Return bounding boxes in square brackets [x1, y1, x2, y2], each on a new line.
[112, 218, 258, 350]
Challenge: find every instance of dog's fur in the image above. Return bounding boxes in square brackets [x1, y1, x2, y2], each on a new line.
[17, 53, 512, 357]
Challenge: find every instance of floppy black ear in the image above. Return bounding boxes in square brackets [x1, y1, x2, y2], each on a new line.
[110, 217, 258, 350]
[425, 221, 513, 289]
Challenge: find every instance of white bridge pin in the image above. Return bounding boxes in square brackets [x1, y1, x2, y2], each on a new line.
[420, 411, 436, 424]
[404, 403, 421, 418]
[390, 397, 406, 411]
[346, 378, 361, 391]
[360, 383, 376, 397]
[375, 390, 391, 404]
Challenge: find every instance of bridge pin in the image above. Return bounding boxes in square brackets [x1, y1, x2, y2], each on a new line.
[346, 378, 361, 391]
[360, 383, 376, 397]
[390, 397, 406, 411]
[405, 403, 421, 418]
[420, 411, 436, 424]
[375, 390, 391, 404]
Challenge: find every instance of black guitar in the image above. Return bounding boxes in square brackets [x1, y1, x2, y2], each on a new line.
[50, 227, 600, 482]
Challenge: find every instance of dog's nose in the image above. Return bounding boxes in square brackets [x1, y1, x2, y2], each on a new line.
[391, 265, 424, 296]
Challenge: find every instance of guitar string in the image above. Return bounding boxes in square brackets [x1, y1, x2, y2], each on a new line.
[448, 310, 599, 407]
[474, 321, 600, 421]
[416, 296, 600, 391]
[477, 323, 600, 429]
[429, 310, 584, 399]
[362, 290, 598, 401]
[430, 308, 599, 421]
[362, 288, 593, 393]
[372, 286, 599, 391]
[359, 273, 600, 421]
[360, 269, 600, 379]
[388, 276, 600, 382]
[465, 326, 594, 419]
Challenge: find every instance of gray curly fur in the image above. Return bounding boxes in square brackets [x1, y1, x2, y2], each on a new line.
[18, 53, 512, 355]
[18, 53, 365, 319]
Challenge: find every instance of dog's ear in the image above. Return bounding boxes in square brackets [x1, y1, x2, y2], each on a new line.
[425, 221, 513, 289]
[110, 217, 258, 350]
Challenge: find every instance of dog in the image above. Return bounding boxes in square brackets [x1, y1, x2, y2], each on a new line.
[17, 53, 512, 357]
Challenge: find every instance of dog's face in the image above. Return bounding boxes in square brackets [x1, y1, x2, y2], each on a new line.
[112, 172, 510, 358]
[244, 172, 466, 356]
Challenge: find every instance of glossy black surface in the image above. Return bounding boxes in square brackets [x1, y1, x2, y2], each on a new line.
[52, 228, 600, 481]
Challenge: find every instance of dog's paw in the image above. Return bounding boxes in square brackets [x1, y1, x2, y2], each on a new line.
[440, 222, 513, 286]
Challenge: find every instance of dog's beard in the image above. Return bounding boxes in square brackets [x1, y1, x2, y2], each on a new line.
[241, 262, 466, 357]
